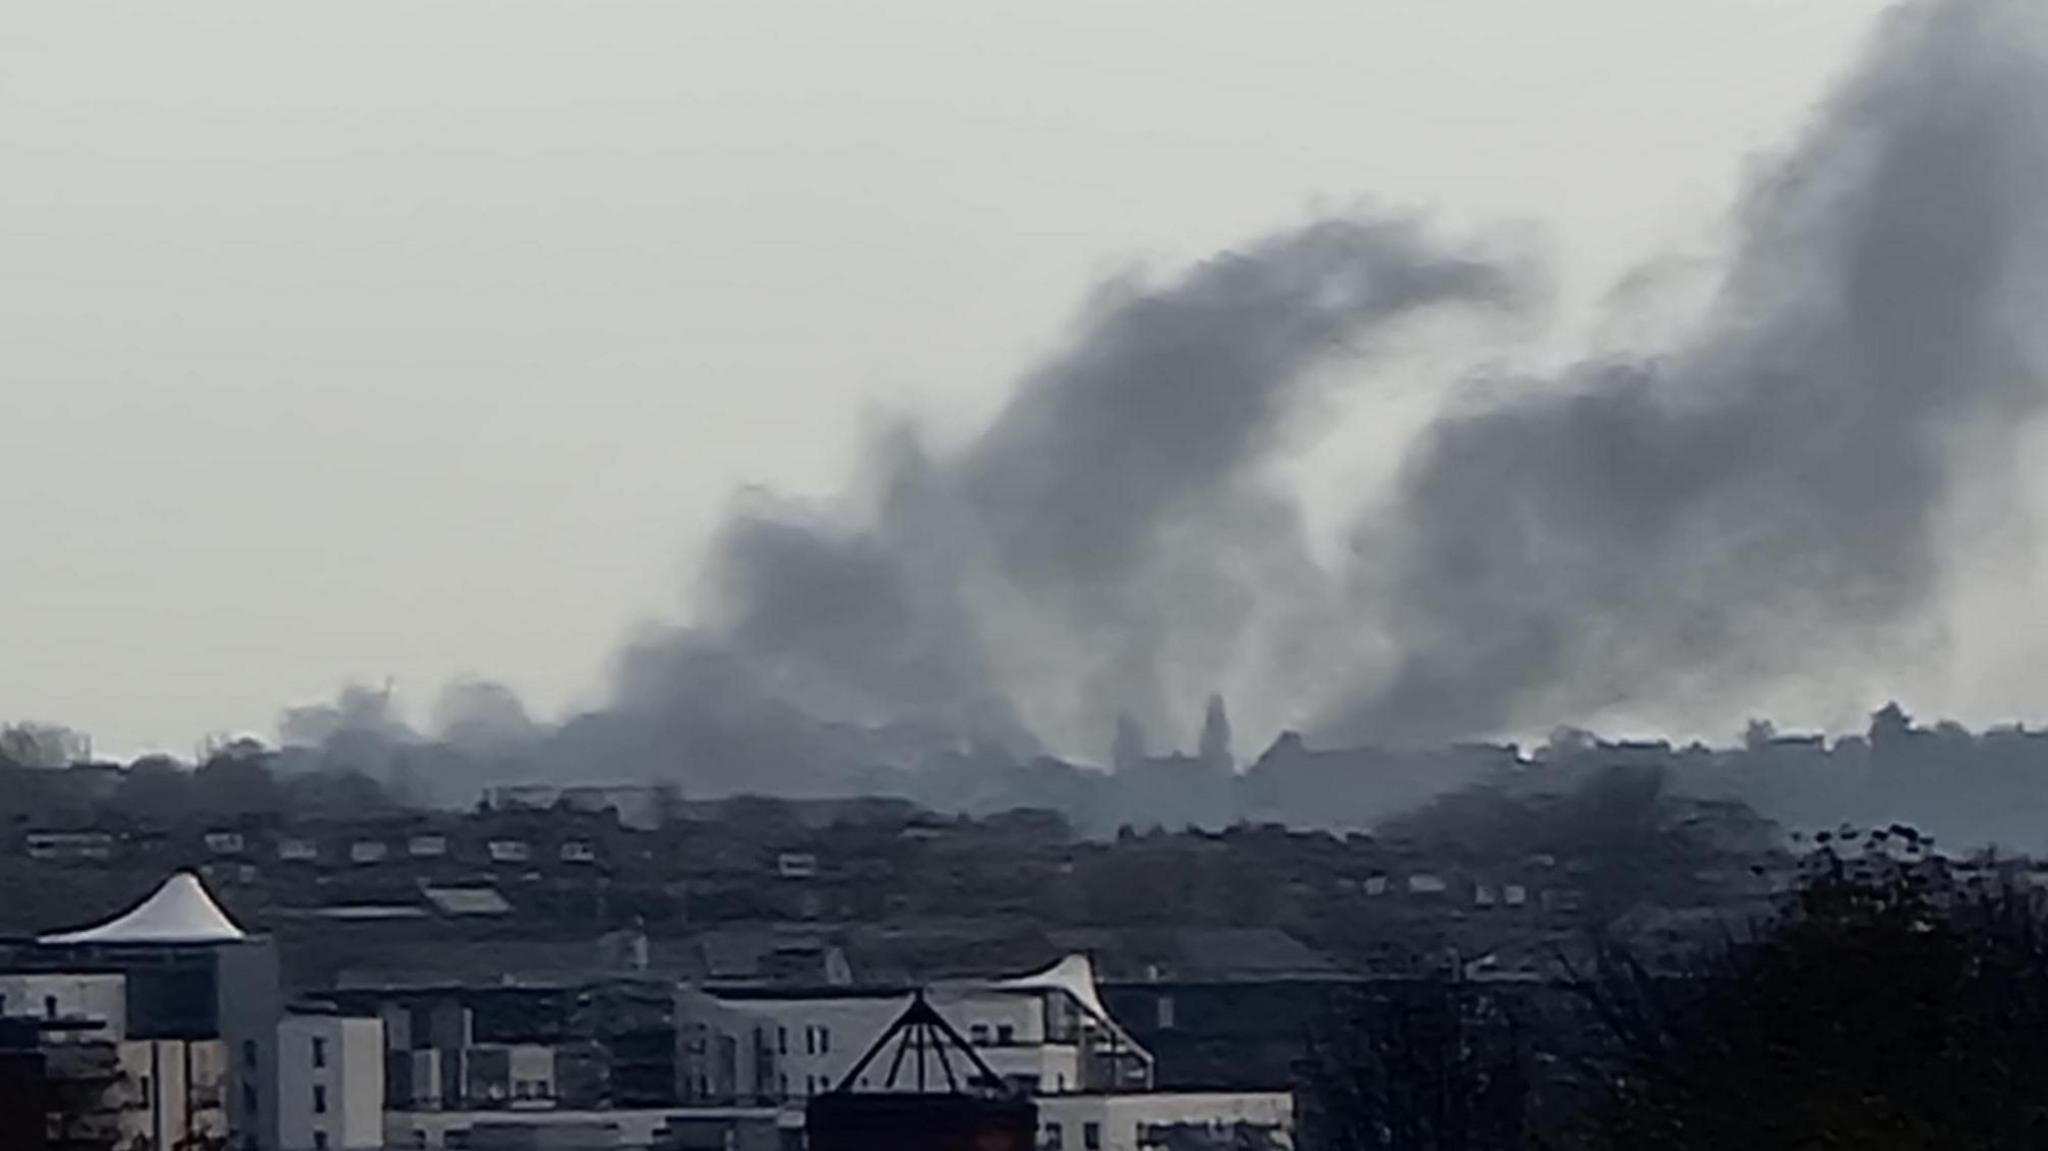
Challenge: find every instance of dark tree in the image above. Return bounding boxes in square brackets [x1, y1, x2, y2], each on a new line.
[1568, 840, 2048, 1150]
[278, 766, 398, 818]
[0, 721, 90, 767]
[1300, 975, 1530, 1151]
[107, 755, 196, 825]
[190, 744, 283, 818]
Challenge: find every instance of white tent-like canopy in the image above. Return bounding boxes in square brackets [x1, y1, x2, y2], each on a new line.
[993, 952, 1111, 1022]
[39, 870, 248, 946]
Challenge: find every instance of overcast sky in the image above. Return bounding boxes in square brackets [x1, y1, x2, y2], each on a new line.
[2, 0, 1894, 756]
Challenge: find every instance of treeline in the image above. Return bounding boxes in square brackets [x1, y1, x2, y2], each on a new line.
[0, 727, 406, 829]
[889, 702, 2048, 847]
[16, 701, 2048, 848]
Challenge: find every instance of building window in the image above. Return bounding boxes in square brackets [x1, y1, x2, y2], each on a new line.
[43, 995, 57, 1020]
[805, 1027, 816, 1056]
[313, 1084, 328, 1114]
[1156, 995, 1175, 1030]
[1045, 1123, 1064, 1150]
[819, 1026, 830, 1054]
[311, 1036, 327, 1069]
[996, 1024, 1015, 1046]
[488, 839, 531, 863]
[242, 1083, 258, 1115]
[139, 1075, 152, 1108]
[242, 1039, 259, 1070]
[312, 1133, 329, 1151]
[970, 1023, 990, 1045]
[1084, 1122, 1101, 1150]
[778, 1026, 788, 1055]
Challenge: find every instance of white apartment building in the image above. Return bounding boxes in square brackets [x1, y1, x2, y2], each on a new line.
[667, 955, 1290, 1151]
[278, 1013, 384, 1151]
[375, 955, 1288, 1151]
[677, 955, 1156, 1105]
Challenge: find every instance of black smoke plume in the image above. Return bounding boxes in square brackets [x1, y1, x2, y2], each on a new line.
[281, 0, 2048, 819]
[623, 215, 1524, 774]
[1326, 0, 2048, 743]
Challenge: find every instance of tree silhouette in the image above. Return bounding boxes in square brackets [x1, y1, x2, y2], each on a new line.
[1300, 975, 1530, 1151]
[1567, 837, 2048, 1150]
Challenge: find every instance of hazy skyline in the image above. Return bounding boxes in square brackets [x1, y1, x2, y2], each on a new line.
[3, 1, 1923, 756]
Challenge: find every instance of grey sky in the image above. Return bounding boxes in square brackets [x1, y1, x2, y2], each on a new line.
[3, 0, 1891, 756]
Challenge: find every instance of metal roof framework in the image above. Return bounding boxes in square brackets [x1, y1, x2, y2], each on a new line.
[833, 990, 1009, 1096]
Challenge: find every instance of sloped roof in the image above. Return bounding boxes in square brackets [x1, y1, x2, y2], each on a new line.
[40, 871, 247, 946]
[420, 885, 512, 917]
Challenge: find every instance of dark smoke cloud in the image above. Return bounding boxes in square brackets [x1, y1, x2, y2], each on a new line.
[277, 216, 1519, 802]
[279, 0, 2048, 816]
[1323, 0, 2048, 744]
[678, 217, 1524, 756]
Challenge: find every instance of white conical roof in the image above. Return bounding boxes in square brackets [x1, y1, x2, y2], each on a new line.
[40, 871, 247, 946]
[995, 953, 1109, 1022]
